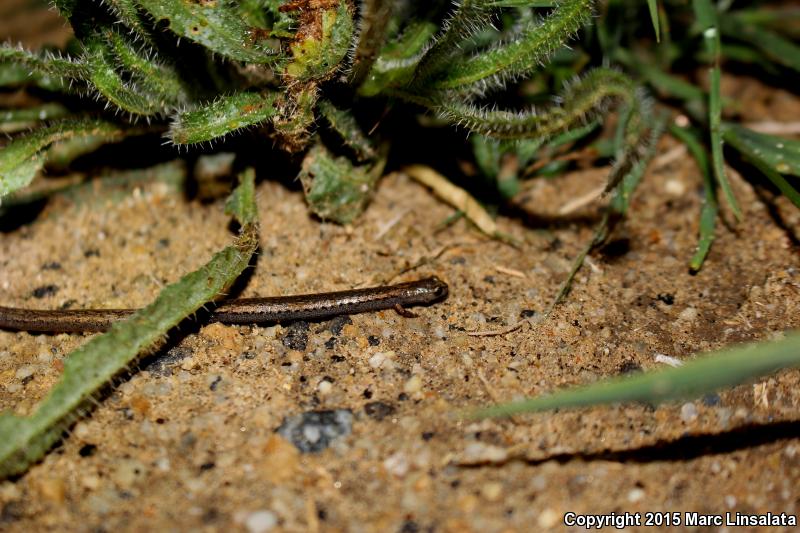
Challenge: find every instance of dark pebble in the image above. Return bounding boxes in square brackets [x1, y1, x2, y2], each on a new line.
[330, 354, 346, 363]
[325, 336, 337, 349]
[656, 293, 675, 305]
[367, 335, 380, 346]
[276, 409, 354, 453]
[146, 346, 192, 377]
[209, 376, 222, 391]
[702, 393, 721, 406]
[483, 275, 495, 284]
[282, 321, 310, 351]
[200, 462, 215, 471]
[83, 249, 100, 257]
[0, 501, 22, 523]
[31, 285, 58, 298]
[618, 361, 642, 374]
[520, 309, 537, 318]
[327, 315, 353, 336]
[41, 261, 61, 270]
[78, 444, 97, 457]
[421, 432, 434, 441]
[399, 520, 420, 533]
[363, 401, 396, 421]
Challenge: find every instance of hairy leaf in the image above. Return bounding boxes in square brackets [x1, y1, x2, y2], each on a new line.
[169, 91, 280, 145]
[427, 0, 593, 94]
[318, 99, 376, 161]
[285, 2, 355, 82]
[0, 119, 127, 199]
[138, 0, 280, 63]
[0, 169, 259, 479]
[300, 142, 385, 224]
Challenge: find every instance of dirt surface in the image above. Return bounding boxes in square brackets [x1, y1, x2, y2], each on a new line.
[2, 6, 800, 533]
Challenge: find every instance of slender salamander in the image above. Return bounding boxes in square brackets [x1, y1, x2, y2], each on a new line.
[0, 277, 449, 333]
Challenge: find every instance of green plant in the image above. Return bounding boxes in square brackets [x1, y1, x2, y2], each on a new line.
[0, 0, 654, 223]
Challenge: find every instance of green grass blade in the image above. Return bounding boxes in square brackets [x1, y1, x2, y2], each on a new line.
[719, 14, 800, 73]
[669, 124, 718, 272]
[694, 0, 742, 221]
[168, 91, 280, 145]
[0, 169, 259, 479]
[646, 0, 660, 42]
[549, 113, 667, 310]
[474, 331, 800, 418]
[722, 124, 800, 177]
[0, 119, 127, 199]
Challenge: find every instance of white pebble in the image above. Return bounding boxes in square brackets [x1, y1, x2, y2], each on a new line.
[681, 402, 698, 422]
[403, 375, 423, 394]
[383, 453, 409, 478]
[627, 488, 645, 502]
[317, 380, 333, 395]
[654, 354, 684, 367]
[537, 508, 559, 529]
[245, 510, 278, 533]
[15, 365, 35, 381]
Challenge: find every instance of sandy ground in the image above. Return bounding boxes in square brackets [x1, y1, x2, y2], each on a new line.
[2, 3, 800, 532]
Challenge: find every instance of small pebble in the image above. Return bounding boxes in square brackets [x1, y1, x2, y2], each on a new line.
[281, 322, 310, 351]
[15, 365, 35, 381]
[403, 375, 423, 395]
[277, 409, 353, 453]
[245, 510, 278, 533]
[537, 508, 559, 529]
[31, 285, 58, 298]
[383, 452, 409, 478]
[363, 401, 396, 421]
[627, 488, 645, 503]
[680, 402, 698, 422]
[481, 482, 502, 502]
[317, 379, 333, 395]
[327, 315, 353, 336]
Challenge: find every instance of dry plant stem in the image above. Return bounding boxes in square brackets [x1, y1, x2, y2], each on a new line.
[402, 165, 498, 236]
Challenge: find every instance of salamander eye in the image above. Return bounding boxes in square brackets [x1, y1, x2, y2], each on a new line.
[431, 279, 448, 298]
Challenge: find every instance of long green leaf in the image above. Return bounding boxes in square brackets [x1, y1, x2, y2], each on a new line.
[0, 169, 260, 479]
[475, 331, 800, 418]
